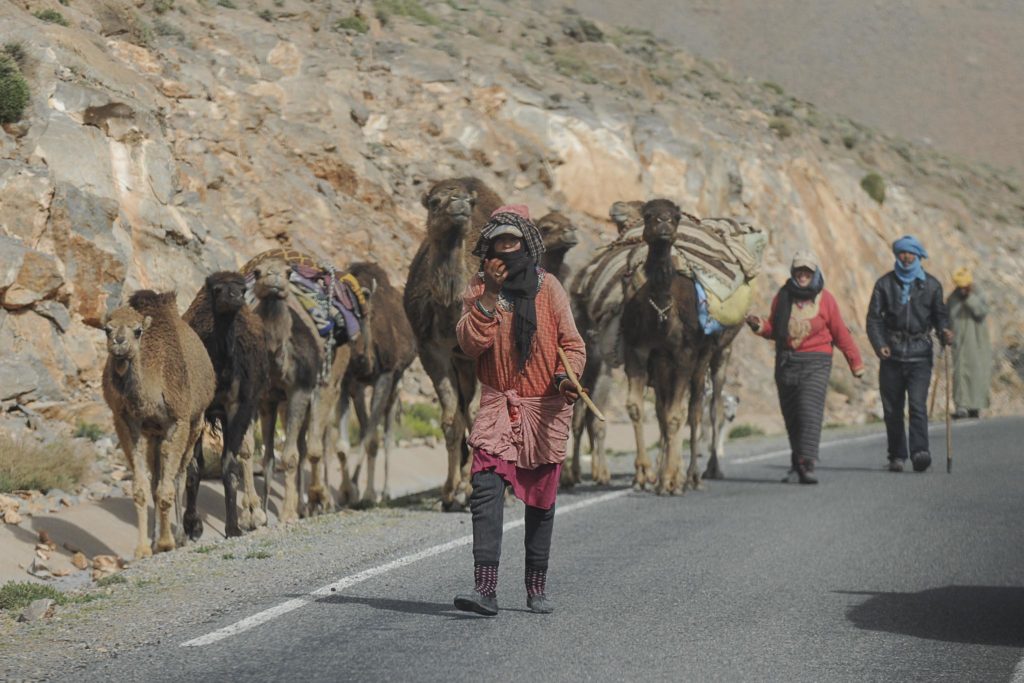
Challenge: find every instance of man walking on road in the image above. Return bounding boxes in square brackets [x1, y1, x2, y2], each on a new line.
[866, 235, 953, 473]
[947, 267, 993, 419]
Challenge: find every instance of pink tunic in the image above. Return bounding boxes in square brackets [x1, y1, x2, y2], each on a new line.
[456, 271, 586, 509]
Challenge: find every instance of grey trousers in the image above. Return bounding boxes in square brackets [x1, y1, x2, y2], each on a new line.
[470, 470, 555, 569]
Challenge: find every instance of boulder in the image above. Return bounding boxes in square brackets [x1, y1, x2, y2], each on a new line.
[2, 250, 65, 309]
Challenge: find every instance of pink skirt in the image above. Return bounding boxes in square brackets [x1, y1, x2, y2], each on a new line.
[471, 448, 561, 510]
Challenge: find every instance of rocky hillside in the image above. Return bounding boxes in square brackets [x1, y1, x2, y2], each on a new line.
[1, 0, 1023, 440]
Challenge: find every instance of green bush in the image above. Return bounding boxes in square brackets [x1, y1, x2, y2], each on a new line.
[33, 9, 69, 26]
[74, 422, 105, 442]
[216, 0, 237, 8]
[861, 172, 885, 204]
[153, 0, 175, 13]
[3, 42, 26, 66]
[398, 402, 443, 441]
[0, 54, 29, 124]
[95, 574, 127, 587]
[0, 582, 66, 611]
[374, 0, 439, 27]
[257, 9, 274, 21]
[761, 81, 784, 95]
[553, 52, 598, 84]
[334, 15, 369, 33]
[728, 423, 765, 440]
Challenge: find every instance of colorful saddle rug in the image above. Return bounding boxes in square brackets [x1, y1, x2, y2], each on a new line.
[241, 248, 364, 343]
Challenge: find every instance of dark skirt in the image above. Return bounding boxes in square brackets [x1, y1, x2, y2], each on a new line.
[775, 351, 832, 465]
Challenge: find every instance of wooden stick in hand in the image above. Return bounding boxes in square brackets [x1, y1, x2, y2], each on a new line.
[556, 347, 606, 422]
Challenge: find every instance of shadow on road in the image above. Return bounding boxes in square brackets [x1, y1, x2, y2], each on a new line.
[839, 585, 1024, 647]
[315, 594, 476, 619]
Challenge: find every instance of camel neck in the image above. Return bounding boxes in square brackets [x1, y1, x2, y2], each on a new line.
[542, 249, 567, 277]
[644, 241, 675, 291]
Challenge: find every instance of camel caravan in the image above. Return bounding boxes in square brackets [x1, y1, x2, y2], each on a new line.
[100, 175, 764, 557]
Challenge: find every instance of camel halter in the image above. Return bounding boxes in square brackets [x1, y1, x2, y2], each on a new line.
[648, 297, 673, 324]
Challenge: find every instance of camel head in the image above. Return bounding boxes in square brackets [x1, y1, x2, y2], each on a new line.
[609, 200, 644, 235]
[206, 271, 248, 315]
[422, 178, 478, 236]
[251, 258, 291, 301]
[537, 212, 579, 254]
[642, 199, 682, 245]
[103, 306, 151, 361]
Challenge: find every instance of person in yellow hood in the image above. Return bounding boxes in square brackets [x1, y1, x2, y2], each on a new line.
[947, 267, 993, 418]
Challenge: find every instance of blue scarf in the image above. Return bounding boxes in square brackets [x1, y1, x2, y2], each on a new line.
[892, 235, 928, 304]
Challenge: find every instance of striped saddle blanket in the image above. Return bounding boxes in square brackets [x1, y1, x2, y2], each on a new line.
[571, 215, 766, 364]
[241, 249, 364, 343]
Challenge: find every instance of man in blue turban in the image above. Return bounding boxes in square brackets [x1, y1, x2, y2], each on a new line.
[866, 235, 953, 473]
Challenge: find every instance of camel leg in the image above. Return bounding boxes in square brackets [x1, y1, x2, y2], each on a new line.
[296, 418, 309, 519]
[173, 420, 200, 547]
[184, 437, 204, 541]
[336, 386, 360, 507]
[454, 358, 477, 501]
[359, 372, 395, 507]
[381, 393, 398, 503]
[305, 389, 328, 516]
[219, 406, 243, 537]
[259, 402, 277, 518]
[590, 370, 612, 485]
[115, 416, 152, 560]
[564, 402, 586, 489]
[624, 351, 651, 490]
[238, 427, 266, 529]
[685, 374, 707, 492]
[349, 384, 371, 503]
[279, 391, 310, 524]
[155, 422, 188, 553]
[653, 373, 685, 495]
[421, 348, 463, 511]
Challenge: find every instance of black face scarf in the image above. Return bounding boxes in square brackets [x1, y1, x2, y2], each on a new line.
[772, 270, 824, 351]
[489, 246, 539, 372]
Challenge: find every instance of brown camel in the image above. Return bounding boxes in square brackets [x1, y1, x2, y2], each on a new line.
[402, 177, 502, 510]
[564, 200, 645, 488]
[620, 199, 741, 494]
[182, 272, 269, 538]
[101, 291, 215, 559]
[250, 258, 321, 523]
[339, 261, 416, 507]
[536, 211, 580, 283]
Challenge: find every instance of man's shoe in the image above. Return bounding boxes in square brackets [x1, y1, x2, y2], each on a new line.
[527, 594, 554, 614]
[910, 451, 931, 473]
[454, 591, 498, 616]
[967, 409, 980, 419]
[952, 408, 969, 420]
[887, 458, 904, 473]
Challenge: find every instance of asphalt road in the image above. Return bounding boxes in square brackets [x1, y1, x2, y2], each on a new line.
[55, 417, 1024, 682]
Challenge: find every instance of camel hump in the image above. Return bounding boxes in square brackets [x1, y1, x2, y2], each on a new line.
[347, 261, 391, 288]
[128, 289, 178, 315]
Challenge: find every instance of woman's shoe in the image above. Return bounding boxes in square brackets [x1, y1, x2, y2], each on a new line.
[527, 594, 554, 614]
[797, 459, 818, 485]
[454, 590, 498, 616]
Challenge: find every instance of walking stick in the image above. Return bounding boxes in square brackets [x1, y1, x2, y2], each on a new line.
[928, 364, 940, 418]
[945, 343, 953, 473]
[557, 347, 606, 422]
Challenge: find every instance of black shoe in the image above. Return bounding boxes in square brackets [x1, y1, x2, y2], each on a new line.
[887, 458, 904, 473]
[910, 451, 931, 473]
[527, 594, 554, 614]
[454, 591, 498, 616]
[952, 408, 968, 420]
[797, 459, 818, 485]
[967, 409, 980, 419]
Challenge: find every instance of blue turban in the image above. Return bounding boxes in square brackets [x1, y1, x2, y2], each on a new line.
[892, 235, 928, 259]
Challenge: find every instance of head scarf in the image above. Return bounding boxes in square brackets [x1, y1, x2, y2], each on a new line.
[473, 205, 544, 371]
[892, 235, 927, 304]
[952, 267, 973, 288]
[772, 264, 825, 352]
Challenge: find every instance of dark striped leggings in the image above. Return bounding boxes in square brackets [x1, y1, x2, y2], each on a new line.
[775, 351, 833, 469]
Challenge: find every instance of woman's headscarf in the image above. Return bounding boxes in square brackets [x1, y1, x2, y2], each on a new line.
[772, 251, 825, 352]
[892, 235, 927, 304]
[472, 205, 546, 372]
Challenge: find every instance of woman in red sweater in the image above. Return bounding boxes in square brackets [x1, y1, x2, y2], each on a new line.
[745, 251, 864, 484]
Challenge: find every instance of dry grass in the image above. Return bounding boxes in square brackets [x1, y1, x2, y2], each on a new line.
[0, 432, 93, 493]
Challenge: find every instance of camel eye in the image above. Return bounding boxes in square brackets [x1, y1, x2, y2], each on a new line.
[253, 268, 262, 279]
[134, 327, 143, 338]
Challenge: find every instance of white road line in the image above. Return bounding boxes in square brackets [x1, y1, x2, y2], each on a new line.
[180, 488, 632, 648]
[1013, 654, 1024, 683]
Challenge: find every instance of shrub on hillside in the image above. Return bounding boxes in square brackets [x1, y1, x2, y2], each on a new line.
[0, 54, 29, 124]
[33, 9, 69, 26]
[728, 423, 765, 440]
[0, 433, 92, 493]
[375, 0, 439, 27]
[334, 15, 369, 33]
[861, 172, 886, 204]
[769, 117, 793, 139]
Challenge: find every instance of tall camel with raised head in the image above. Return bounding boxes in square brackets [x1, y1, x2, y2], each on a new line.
[536, 211, 579, 283]
[403, 177, 502, 510]
[339, 261, 416, 507]
[101, 290, 215, 559]
[182, 272, 268, 539]
[620, 199, 741, 494]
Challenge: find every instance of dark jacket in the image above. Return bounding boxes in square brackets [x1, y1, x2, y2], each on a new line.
[866, 272, 951, 362]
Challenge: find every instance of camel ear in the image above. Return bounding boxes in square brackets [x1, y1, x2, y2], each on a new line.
[143, 316, 152, 331]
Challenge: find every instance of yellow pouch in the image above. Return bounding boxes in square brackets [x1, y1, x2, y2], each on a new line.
[706, 280, 755, 326]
